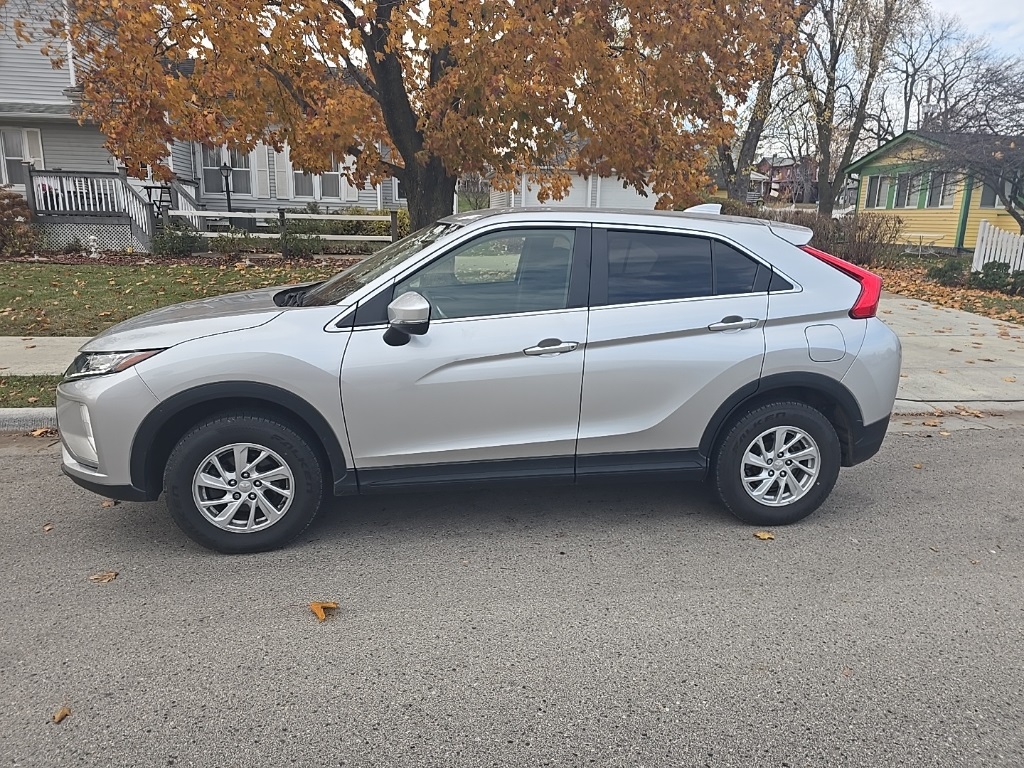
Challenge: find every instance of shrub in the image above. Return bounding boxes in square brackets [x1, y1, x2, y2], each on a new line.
[0, 184, 38, 256]
[208, 228, 259, 257]
[279, 232, 324, 259]
[1006, 269, 1024, 297]
[151, 225, 204, 257]
[926, 257, 969, 287]
[969, 261, 1012, 292]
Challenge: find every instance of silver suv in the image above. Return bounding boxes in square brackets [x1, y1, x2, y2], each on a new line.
[57, 208, 901, 553]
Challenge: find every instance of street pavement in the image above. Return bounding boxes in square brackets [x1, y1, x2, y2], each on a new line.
[0, 426, 1021, 767]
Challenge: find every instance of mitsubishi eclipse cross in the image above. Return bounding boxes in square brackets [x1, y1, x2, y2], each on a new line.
[57, 207, 901, 553]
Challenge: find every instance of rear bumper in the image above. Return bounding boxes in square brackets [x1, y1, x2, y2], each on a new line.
[845, 413, 891, 466]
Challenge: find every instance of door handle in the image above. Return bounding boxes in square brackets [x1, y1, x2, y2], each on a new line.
[708, 316, 759, 332]
[524, 339, 579, 356]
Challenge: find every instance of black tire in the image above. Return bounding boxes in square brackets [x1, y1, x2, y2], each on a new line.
[712, 400, 841, 526]
[164, 411, 324, 553]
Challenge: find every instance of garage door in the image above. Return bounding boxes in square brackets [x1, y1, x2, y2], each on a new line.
[598, 177, 656, 209]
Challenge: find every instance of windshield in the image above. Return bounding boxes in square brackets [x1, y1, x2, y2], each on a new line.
[301, 222, 462, 306]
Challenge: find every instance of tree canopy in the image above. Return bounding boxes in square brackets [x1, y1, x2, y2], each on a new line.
[8, 0, 801, 227]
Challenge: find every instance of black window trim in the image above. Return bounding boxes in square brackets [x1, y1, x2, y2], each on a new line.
[349, 224, 592, 327]
[589, 225, 797, 308]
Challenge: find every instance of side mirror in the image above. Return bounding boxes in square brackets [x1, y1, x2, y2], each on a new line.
[383, 291, 431, 347]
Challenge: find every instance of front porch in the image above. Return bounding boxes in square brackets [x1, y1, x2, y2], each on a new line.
[21, 168, 204, 253]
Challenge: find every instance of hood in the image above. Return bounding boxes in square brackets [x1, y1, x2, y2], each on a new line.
[81, 286, 286, 352]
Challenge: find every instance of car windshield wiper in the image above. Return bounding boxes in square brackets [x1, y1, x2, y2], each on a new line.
[275, 283, 322, 307]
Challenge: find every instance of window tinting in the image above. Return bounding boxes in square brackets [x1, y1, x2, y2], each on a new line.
[606, 231, 713, 303]
[712, 241, 761, 295]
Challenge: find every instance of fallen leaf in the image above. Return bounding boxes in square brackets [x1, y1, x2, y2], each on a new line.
[52, 706, 71, 723]
[29, 427, 57, 438]
[913, 463, 923, 469]
[949, 348, 962, 352]
[841, 667, 853, 678]
[100, 499, 119, 508]
[309, 601, 339, 621]
[24, 344, 36, 349]
[27, 397, 39, 404]
[970, 559, 980, 565]
[923, 420, 941, 427]
[42, 522, 54, 532]
[934, 369, 947, 374]
[900, 373, 909, 378]
[753, 531, 775, 541]
[939, 431, 951, 436]
[1004, 376, 1017, 383]
[88, 570, 118, 583]
[979, 358, 997, 362]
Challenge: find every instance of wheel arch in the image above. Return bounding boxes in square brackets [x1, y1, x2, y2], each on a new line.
[129, 382, 353, 499]
[700, 372, 865, 467]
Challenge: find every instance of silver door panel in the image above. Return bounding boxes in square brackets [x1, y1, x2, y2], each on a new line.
[341, 310, 588, 468]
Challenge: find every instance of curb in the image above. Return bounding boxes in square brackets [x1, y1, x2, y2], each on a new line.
[0, 407, 57, 431]
[893, 399, 1024, 416]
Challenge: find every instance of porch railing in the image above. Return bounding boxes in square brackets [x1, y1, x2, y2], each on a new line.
[27, 168, 154, 240]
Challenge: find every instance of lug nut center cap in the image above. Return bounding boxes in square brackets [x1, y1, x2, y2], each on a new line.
[239, 480, 252, 491]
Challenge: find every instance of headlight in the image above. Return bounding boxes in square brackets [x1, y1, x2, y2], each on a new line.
[63, 350, 164, 381]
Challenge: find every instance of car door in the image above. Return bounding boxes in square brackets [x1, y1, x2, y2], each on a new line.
[340, 226, 591, 488]
[576, 227, 769, 474]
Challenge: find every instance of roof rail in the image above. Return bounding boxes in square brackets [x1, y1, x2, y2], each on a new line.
[683, 203, 723, 214]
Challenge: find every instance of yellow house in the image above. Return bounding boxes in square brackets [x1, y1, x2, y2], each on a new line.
[844, 131, 1021, 251]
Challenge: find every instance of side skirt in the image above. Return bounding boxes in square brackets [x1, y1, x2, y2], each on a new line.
[355, 451, 707, 494]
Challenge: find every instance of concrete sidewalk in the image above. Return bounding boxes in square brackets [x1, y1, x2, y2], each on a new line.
[1, 293, 1022, 429]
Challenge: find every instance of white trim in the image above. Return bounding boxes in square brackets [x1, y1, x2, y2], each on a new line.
[0, 127, 44, 184]
[376, 182, 382, 210]
[595, 177, 602, 207]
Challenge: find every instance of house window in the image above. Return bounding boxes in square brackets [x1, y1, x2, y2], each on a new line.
[893, 173, 921, 209]
[0, 128, 28, 185]
[865, 175, 890, 209]
[926, 172, 955, 208]
[293, 170, 315, 198]
[980, 182, 999, 208]
[200, 146, 252, 195]
[321, 156, 343, 199]
[393, 177, 406, 202]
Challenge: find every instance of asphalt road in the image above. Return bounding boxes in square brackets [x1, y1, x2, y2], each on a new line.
[1, 428, 1021, 768]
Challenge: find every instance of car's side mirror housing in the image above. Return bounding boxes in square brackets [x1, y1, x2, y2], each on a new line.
[383, 291, 431, 346]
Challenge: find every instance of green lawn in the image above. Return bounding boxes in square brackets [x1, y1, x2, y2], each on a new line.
[0, 261, 341, 337]
[0, 375, 62, 408]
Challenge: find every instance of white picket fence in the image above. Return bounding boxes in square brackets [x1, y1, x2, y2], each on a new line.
[973, 220, 1024, 272]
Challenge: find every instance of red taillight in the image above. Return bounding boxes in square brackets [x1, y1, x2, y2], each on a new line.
[800, 245, 883, 319]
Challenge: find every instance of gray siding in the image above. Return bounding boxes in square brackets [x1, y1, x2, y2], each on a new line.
[0, 24, 73, 105]
[35, 121, 112, 171]
[188, 142, 389, 213]
[170, 141, 195, 180]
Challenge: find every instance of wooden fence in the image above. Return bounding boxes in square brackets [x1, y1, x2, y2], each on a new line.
[165, 208, 400, 256]
[973, 220, 1024, 273]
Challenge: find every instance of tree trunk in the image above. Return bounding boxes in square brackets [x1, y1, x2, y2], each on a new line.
[404, 155, 458, 230]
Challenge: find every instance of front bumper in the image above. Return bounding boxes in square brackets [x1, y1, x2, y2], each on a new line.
[57, 369, 160, 498]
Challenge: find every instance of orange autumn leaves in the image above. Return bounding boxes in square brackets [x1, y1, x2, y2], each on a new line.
[20, 0, 802, 225]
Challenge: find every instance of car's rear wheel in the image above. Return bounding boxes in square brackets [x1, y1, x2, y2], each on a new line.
[164, 411, 324, 553]
[712, 400, 841, 526]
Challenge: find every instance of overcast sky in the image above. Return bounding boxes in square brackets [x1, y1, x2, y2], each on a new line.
[932, 0, 1024, 51]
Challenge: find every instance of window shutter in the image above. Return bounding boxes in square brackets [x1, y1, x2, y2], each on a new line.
[24, 129, 44, 169]
[254, 144, 271, 198]
[274, 145, 292, 200]
[343, 155, 360, 201]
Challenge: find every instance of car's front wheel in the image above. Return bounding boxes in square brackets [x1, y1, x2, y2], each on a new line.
[712, 401, 841, 526]
[164, 411, 324, 553]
